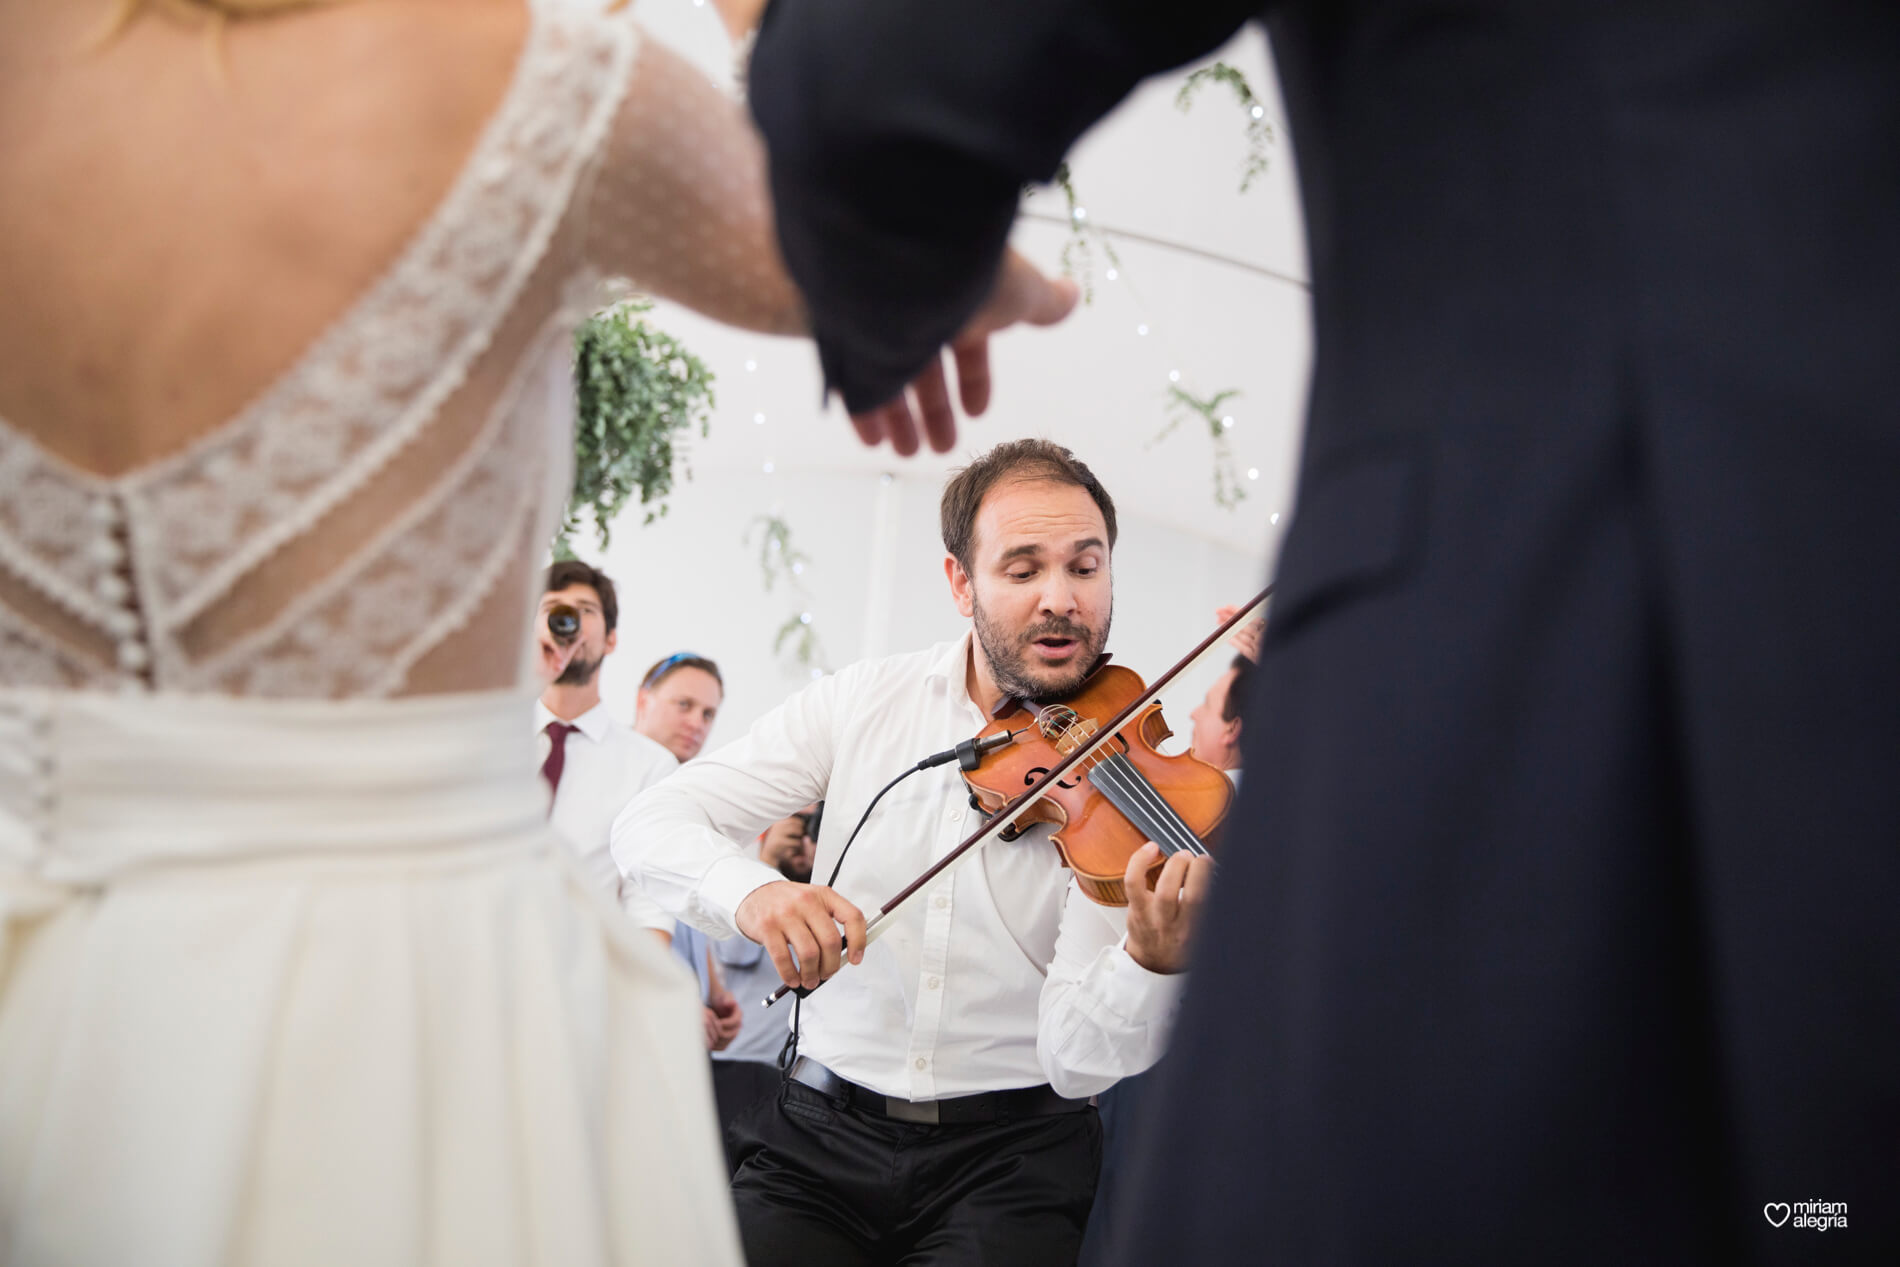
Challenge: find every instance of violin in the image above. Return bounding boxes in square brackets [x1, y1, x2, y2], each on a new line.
[963, 664, 1233, 906]
[762, 586, 1271, 1006]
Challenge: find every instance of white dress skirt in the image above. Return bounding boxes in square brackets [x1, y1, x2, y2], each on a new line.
[0, 687, 743, 1267]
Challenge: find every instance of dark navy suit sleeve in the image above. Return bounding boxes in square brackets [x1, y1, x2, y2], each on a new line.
[747, 0, 1264, 414]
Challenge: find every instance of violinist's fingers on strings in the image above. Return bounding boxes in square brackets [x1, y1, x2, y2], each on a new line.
[1182, 853, 1214, 909]
[1124, 842, 1161, 902]
[1156, 849, 1194, 907]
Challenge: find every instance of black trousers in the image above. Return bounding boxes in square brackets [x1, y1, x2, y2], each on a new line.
[710, 1059, 782, 1174]
[1073, 1070, 1153, 1267]
[730, 1080, 1101, 1266]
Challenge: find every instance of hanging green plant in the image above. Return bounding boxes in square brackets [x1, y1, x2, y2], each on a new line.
[746, 513, 830, 676]
[773, 610, 825, 673]
[1175, 62, 1276, 193]
[1154, 384, 1247, 509]
[558, 297, 716, 555]
[745, 512, 811, 591]
[1049, 162, 1120, 305]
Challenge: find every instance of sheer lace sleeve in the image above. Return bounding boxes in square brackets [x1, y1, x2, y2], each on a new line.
[0, 7, 803, 702]
[579, 32, 805, 337]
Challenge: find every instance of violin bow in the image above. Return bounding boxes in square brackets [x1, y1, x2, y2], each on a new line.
[763, 584, 1273, 1006]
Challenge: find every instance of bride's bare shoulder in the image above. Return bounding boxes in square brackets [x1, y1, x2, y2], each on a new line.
[0, 0, 534, 471]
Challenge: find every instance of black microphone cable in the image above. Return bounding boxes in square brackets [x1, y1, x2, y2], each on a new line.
[775, 729, 1017, 1079]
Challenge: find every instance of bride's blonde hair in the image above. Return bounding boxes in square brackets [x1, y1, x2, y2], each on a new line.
[90, 0, 339, 72]
[92, 0, 338, 44]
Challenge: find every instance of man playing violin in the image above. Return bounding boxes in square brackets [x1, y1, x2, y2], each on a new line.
[615, 438, 1212, 1266]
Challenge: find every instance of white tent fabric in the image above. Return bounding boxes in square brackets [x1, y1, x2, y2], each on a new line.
[585, 2, 1312, 741]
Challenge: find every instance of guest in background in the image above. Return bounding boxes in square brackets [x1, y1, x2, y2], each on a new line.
[537, 561, 676, 942]
[1186, 655, 1251, 785]
[675, 803, 823, 1172]
[635, 653, 725, 763]
[1186, 605, 1262, 785]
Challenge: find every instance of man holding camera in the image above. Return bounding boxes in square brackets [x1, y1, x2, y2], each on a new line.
[535, 560, 678, 942]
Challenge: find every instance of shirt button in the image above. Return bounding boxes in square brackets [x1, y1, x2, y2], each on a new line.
[944, 807, 960, 822]
[926, 976, 940, 990]
[933, 895, 947, 910]
[914, 1057, 928, 1070]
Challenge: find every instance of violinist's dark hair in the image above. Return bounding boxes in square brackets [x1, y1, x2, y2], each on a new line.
[940, 438, 1118, 572]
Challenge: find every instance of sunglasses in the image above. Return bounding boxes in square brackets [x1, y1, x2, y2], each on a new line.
[642, 651, 705, 689]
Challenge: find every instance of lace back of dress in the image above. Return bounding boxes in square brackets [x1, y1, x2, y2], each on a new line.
[0, 8, 639, 700]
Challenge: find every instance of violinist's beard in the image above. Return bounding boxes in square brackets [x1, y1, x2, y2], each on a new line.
[972, 596, 1111, 705]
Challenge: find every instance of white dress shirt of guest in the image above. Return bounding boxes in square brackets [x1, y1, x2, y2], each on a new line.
[616, 442, 1212, 1102]
[537, 698, 677, 933]
[537, 562, 677, 936]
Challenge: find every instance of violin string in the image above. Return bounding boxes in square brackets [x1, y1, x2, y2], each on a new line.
[1035, 700, 1209, 859]
[1102, 752, 1216, 862]
[1086, 760, 1184, 858]
[1095, 753, 1208, 856]
[1087, 751, 1206, 858]
[1026, 700, 1208, 863]
[1108, 751, 1210, 856]
[1069, 745, 1187, 858]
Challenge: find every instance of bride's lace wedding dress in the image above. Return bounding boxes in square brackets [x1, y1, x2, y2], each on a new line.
[0, 4, 783, 1263]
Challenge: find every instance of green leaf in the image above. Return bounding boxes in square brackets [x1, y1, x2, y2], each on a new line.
[559, 297, 717, 553]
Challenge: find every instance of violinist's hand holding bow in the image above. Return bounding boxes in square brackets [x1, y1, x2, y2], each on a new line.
[1123, 843, 1212, 975]
[736, 881, 867, 993]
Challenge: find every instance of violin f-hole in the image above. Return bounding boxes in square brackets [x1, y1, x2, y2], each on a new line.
[1024, 765, 1081, 791]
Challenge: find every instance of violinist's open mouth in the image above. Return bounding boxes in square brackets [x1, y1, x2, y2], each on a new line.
[1029, 636, 1081, 663]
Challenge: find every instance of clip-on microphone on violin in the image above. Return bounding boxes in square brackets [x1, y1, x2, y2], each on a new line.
[771, 728, 1021, 1076]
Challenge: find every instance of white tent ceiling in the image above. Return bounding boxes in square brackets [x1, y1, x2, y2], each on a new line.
[629, 1, 1313, 563]
[582, 3, 1315, 736]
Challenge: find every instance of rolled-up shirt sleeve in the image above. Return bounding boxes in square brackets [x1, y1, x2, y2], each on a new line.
[1037, 882, 1186, 1099]
[612, 668, 845, 938]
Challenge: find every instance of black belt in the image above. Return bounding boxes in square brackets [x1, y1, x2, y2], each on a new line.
[787, 1056, 1093, 1126]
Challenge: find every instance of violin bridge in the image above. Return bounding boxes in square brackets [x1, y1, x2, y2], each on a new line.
[1052, 717, 1098, 758]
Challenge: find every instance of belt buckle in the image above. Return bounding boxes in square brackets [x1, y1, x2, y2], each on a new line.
[883, 1096, 940, 1125]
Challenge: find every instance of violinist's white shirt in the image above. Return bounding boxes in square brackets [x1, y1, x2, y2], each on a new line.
[614, 632, 1184, 1100]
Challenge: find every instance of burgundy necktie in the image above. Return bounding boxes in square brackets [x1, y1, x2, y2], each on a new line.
[541, 722, 578, 800]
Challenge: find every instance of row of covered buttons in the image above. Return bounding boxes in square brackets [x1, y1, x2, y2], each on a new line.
[88, 496, 149, 674]
[0, 697, 58, 850]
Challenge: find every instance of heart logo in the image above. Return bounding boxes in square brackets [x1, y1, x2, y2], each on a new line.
[1764, 1203, 1791, 1228]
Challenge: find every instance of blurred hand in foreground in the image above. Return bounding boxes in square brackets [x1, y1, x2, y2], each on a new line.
[848, 249, 1079, 457]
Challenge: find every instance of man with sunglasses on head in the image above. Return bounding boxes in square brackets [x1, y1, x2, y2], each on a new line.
[634, 652, 725, 764]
